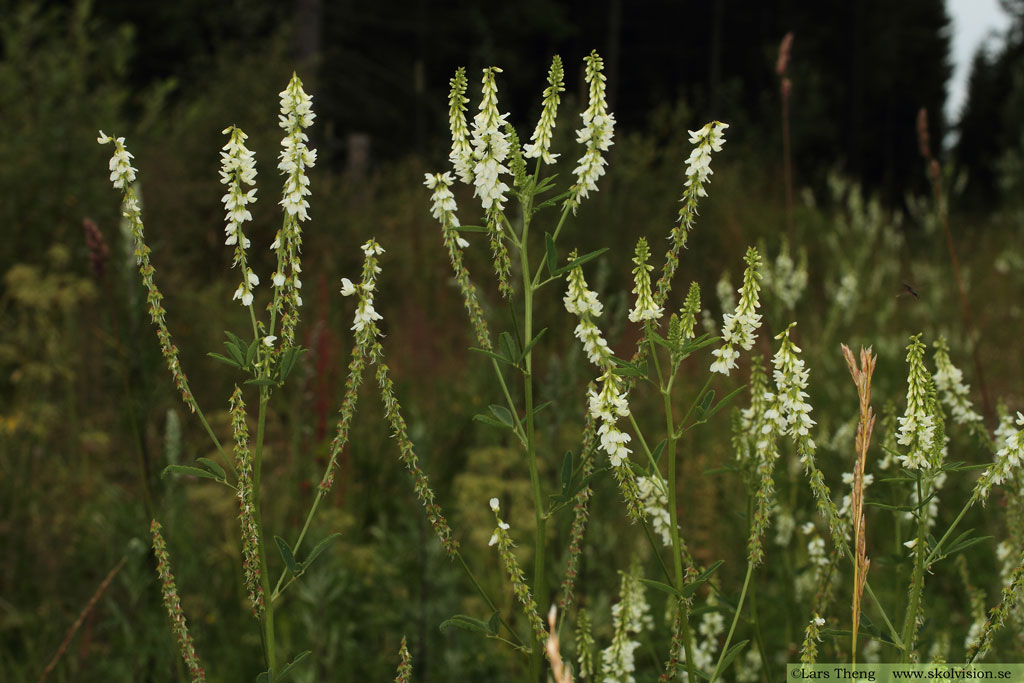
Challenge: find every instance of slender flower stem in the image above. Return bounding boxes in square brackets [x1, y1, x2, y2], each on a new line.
[924, 493, 976, 567]
[252, 390, 276, 672]
[519, 217, 547, 682]
[709, 561, 754, 683]
[900, 472, 928, 662]
[194, 404, 237, 480]
[664, 377, 697, 683]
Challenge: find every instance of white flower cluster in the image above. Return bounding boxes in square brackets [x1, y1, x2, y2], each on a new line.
[340, 240, 386, 336]
[470, 67, 511, 213]
[97, 131, 138, 189]
[769, 326, 816, 454]
[588, 370, 632, 468]
[277, 75, 317, 221]
[685, 122, 729, 197]
[599, 571, 651, 683]
[424, 172, 470, 249]
[932, 338, 983, 426]
[761, 242, 807, 310]
[523, 55, 564, 165]
[220, 126, 260, 307]
[897, 336, 936, 470]
[636, 476, 672, 546]
[711, 247, 762, 376]
[447, 68, 475, 185]
[567, 51, 615, 213]
[627, 238, 663, 322]
[716, 271, 736, 315]
[487, 497, 511, 546]
[834, 272, 859, 313]
[975, 412, 1024, 501]
[564, 263, 613, 368]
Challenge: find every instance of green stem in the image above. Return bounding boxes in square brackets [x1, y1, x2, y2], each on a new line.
[747, 497, 772, 683]
[664, 381, 698, 683]
[253, 390, 276, 672]
[923, 492, 977, 567]
[456, 552, 525, 648]
[900, 472, 929, 662]
[520, 219, 546, 682]
[192, 402, 238, 480]
[709, 560, 754, 683]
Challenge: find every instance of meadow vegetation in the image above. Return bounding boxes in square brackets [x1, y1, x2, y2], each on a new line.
[3, 5, 1024, 683]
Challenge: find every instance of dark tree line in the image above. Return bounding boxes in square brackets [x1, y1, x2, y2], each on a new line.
[15, 0, 961, 203]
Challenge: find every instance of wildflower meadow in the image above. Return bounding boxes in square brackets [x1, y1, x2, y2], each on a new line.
[4, 3, 1024, 682]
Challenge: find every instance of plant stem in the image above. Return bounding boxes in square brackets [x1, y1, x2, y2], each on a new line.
[924, 492, 977, 566]
[664, 377, 698, 683]
[709, 560, 754, 683]
[253, 389, 276, 672]
[519, 214, 546, 683]
[900, 472, 928, 662]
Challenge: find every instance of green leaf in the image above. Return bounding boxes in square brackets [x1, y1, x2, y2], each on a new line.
[695, 390, 715, 420]
[532, 401, 552, 416]
[245, 378, 278, 387]
[486, 610, 501, 636]
[455, 224, 490, 233]
[160, 465, 224, 483]
[224, 340, 245, 366]
[274, 650, 311, 683]
[648, 329, 675, 351]
[275, 536, 298, 575]
[245, 339, 259, 366]
[560, 451, 574, 491]
[532, 174, 559, 195]
[532, 189, 573, 213]
[705, 385, 746, 420]
[651, 440, 667, 466]
[499, 332, 518, 364]
[555, 247, 609, 276]
[519, 328, 547, 361]
[544, 233, 557, 275]
[468, 347, 513, 365]
[943, 534, 993, 558]
[612, 363, 648, 378]
[256, 670, 272, 683]
[207, 352, 241, 368]
[715, 639, 750, 676]
[488, 405, 515, 428]
[680, 333, 720, 355]
[638, 578, 683, 598]
[440, 614, 495, 636]
[301, 532, 343, 572]
[682, 560, 725, 598]
[196, 457, 226, 480]
[278, 347, 306, 382]
[473, 414, 510, 430]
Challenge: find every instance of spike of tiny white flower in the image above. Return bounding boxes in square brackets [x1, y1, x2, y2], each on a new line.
[565, 51, 616, 214]
[685, 121, 729, 197]
[98, 132, 138, 189]
[974, 411, 1024, 502]
[628, 237, 663, 322]
[897, 335, 936, 470]
[711, 247, 763, 375]
[447, 68, 475, 184]
[220, 126, 259, 308]
[523, 55, 565, 165]
[933, 337, 983, 426]
[470, 67, 511, 213]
